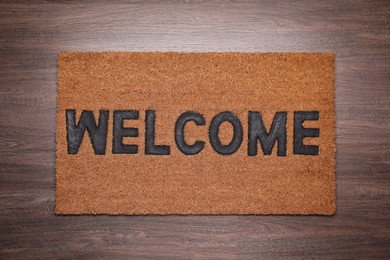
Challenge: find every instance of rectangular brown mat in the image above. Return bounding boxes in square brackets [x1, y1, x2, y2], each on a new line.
[56, 52, 335, 215]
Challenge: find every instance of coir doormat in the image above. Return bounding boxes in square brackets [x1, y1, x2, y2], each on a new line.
[56, 52, 335, 215]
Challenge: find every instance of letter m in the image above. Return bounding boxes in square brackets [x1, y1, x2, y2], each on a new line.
[66, 109, 109, 155]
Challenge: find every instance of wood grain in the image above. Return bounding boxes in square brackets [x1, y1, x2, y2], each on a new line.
[0, 0, 389, 258]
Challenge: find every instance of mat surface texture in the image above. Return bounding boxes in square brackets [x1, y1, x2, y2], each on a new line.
[56, 52, 335, 215]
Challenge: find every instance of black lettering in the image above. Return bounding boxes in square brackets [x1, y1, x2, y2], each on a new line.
[293, 111, 319, 155]
[145, 110, 170, 155]
[66, 109, 108, 155]
[209, 112, 243, 155]
[112, 110, 139, 154]
[248, 112, 287, 156]
[175, 112, 205, 155]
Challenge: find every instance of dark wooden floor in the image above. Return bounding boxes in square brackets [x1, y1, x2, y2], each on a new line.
[1, 0, 389, 258]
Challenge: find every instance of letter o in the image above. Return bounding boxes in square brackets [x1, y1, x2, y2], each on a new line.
[209, 112, 243, 155]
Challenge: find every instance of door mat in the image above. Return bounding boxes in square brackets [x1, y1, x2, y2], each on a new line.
[56, 52, 335, 215]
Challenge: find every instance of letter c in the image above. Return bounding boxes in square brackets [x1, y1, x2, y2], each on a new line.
[175, 112, 206, 155]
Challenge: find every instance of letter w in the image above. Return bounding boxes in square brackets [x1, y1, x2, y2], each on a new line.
[66, 109, 109, 155]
